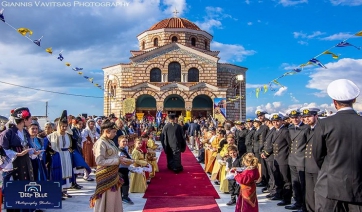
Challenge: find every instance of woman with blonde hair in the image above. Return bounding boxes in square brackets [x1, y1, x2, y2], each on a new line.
[234, 153, 260, 212]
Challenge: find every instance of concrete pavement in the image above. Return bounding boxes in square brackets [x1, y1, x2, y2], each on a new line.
[2, 144, 296, 212]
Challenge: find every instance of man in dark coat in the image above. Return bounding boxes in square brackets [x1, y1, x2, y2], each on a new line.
[245, 119, 255, 153]
[270, 113, 292, 206]
[234, 121, 248, 157]
[161, 114, 186, 173]
[313, 79, 362, 211]
[301, 107, 320, 212]
[286, 109, 309, 211]
[261, 118, 276, 198]
[187, 119, 201, 150]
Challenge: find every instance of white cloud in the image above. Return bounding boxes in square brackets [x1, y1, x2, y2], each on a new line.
[280, 63, 300, 70]
[211, 41, 256, 62]
[293, 31, 325, 39]
[298, 40, 309, 45]
[306, 58, 362, 96]
[290, 93, 299, 103]
[162, 0, 187, 16]
[330, 0, 362, 6]
[196, 19, 222, 32]
[247, 22, 253, 26]
[246, 83, 264, 89]
[321, 32, 354, 41]
[278, 0, 308, 7]
[274, 86, 288, 96]
[245, 0, 251, 4]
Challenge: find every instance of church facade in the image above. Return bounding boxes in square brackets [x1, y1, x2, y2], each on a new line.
[103, 17, 247, 122]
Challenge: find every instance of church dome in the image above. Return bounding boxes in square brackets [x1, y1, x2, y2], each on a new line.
[149, 17, 201, 31]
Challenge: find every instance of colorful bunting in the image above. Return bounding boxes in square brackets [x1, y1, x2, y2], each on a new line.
[263, 85, 268, 93]
[88, 78, 94, 83]
[17, 28, 33, 36]
[309, 58, 327, 69]
[0, 8, 5, 22]
[256, 88, 260, 98]
[65, 63, 71, 67]
[33, 36, 43, 46]
[45, 47, 53, 54]
[78, 72, 83, 75]
[72, 67, 83, 71]
[272, 79, 284, 87]
[356, 31, 362, 36]
[57, 53, 64, 61]
[322, 50, 339, 59]
[336, 41, 360, 50]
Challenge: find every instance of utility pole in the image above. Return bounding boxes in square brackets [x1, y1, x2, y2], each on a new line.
[45, 101, 48, 118]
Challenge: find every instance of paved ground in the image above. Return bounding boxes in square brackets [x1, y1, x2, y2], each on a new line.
[2, 143, 295, 212]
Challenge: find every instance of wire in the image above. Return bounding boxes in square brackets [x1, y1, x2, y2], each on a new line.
[0, 80, 104, 98]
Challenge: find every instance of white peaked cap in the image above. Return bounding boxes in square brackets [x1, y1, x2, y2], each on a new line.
[327, 79, 360, 101]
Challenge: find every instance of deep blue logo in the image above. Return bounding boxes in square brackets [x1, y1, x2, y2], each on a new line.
[4, 181, 62, 209]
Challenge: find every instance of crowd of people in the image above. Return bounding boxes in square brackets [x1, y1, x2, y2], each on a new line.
[0, 109, 164, 212]
[0, 78, 361, 212]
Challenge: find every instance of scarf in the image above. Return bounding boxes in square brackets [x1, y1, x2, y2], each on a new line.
[89, 165, 124, 208]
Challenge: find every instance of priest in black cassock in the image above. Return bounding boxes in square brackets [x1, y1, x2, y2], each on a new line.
[160, 114, 186, 173]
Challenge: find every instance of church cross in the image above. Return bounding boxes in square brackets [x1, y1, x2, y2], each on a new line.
[173, 8, 179, 17]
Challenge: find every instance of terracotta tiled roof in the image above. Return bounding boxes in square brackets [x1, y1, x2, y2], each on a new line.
[149, 17, 201, 31]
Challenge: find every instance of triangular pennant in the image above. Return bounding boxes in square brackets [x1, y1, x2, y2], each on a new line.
[309, 58, 327, 69]
[0, 8, 5, 22]
[78, 72, 83, 75]
[355, 30, 362, 36]
[72, 67, 83, 71]
[323, 50, 339, 59]
[256, 88, 260, 98]
[33, 36, 43, 47]
[57, 53, 64, 61]
[263, 84, 268, 93]
[88, 78, 93, 83]
[17, 28, 33, 36]
[65, 62, 71, 67]
[45, 47, 53, 54]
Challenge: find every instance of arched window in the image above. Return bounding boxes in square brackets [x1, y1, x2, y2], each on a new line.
[172, 36, 178, 42]
[150, 68, 161, 82]
[191, 37, 196, 46]
[204, 40, 208, 50]
[142, 41, 145, 50]
[108, 81, 117, 97]
[188, 68, 199, 82]
[154, 38, 158, 47]
[168, 62, 181, 82]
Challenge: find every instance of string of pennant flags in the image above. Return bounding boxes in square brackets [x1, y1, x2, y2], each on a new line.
[250, 30, 362, 98]
[1, 8, 361, 100]
[0, 8, 116, 99]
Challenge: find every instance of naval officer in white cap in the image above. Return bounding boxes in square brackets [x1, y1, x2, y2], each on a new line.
[312, 79, 362, 212]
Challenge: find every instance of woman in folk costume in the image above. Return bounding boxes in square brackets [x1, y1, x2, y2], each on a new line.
[44, 110, 74, 199]
[28, 120, 47, 181]
[130, 138, 148, 193]
[234, 153, 260, 212]
[90, 119, 128, 212]
[147, 132, 159, 177]
[81, 119, 99, 181]
[204, 128, 217, 173]
[211, 130, 226, 184]
[219, 134, 237, 193]
[0, 107, 43, 212]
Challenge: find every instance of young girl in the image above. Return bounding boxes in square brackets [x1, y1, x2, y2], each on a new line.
[129, 138, 148, 193]
[234, 153, 260, 212]
[147, 133, 159, 177]
[219, 134, 236, 193]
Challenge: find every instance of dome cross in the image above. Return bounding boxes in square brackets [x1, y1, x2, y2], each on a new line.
[173, 8, 179, 17]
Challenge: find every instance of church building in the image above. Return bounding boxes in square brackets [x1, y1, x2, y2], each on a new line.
[102, 14, 247, 122]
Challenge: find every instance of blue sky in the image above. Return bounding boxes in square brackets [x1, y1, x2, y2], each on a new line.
[0, 0, 361, 121]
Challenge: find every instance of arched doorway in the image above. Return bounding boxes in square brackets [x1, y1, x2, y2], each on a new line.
[164, 94, 185, 117]
[136, 95, 157, 120]
[192, 95, 213, 118]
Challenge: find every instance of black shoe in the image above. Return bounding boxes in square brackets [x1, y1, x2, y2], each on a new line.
[214, 181, 220, 185]
[122, 197, 134, 205]
[266, 194, 275, 199]
[226, 200, 236, 206]
[63, 193, 72, 198]
[285, 204, 302, 210]
[277, 200, 291, 206]
[62, 197, 66, 200]
[270, 196, 282, 201]
[261, 187, 269, 193]
[70, 184, 82, 190]
[292, 210, 304, 212]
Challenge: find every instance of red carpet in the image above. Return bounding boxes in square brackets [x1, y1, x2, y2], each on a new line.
[143, 147, 219, 198]
[143, 147, 220, 211]
[143, 196, 221, 212]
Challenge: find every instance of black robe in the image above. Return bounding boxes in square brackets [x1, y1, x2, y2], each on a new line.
[160, 122, 186, 171]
